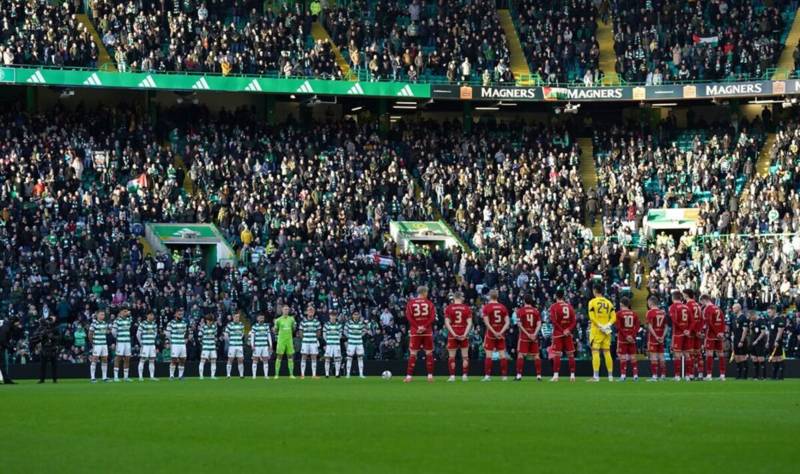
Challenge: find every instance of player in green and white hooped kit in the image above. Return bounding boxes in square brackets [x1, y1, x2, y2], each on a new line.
[250, 314, 272, 379]
[166, 309, 188, 380]
[273, 305, 296, 379]
[345, 311, 367, 378]
[199, 314, 218, 379]
[89, 310, 110, 382]
[112, 309, 133, 382]
[323, 312, 344, 378]
[225, 312, 246, 378]
[137, 312, 158, 381]
[300, 305, 321, 379]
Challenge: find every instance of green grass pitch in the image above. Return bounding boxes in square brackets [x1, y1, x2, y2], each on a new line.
[2, 377, 797, 474]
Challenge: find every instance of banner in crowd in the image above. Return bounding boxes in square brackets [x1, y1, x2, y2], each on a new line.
[0, 67, 430, 99]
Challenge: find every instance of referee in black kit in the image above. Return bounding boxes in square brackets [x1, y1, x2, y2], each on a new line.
[31, 315, 61, 383]
[0, 315, 23, 384]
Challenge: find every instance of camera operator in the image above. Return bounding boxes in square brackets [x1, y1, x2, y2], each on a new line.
[0, 315, 23, 384]
[32, 315, 61, 383]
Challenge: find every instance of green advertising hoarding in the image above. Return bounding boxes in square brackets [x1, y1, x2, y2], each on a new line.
[0, 66, 430, 99]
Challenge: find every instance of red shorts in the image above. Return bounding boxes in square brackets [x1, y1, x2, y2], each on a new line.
[517, 338, 540, 355]
[484, 336, 506, 352]
[447, 337, 469, 350]
[672, 334, 691, 352]
[704, 337, 723, 352]
[617, 341, 637, 355]
[648, 337, 665, 354]
[551, 335, 575, 353]
[409, 334, 433, 351]
[692, 334, 704, 351]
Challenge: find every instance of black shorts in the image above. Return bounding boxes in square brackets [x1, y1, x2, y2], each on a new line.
[732, 337, 748, 356]
[749, 342, 766, 358]
[769, 343, 784, 357]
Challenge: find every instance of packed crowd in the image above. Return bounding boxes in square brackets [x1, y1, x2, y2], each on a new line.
[514, 0, 600, 84]
[0, 0, 100, 68]
[90, 0, 341, 77]
[612, 0, 791, 83]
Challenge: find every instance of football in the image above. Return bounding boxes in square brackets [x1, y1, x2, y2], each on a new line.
[381, 371, 392, 380]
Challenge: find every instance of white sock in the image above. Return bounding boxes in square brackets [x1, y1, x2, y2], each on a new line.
[210, 361, 216, 377]
[358, 358, 364, 376]
[101, 363, 108, 380]
[114, 367, 119, 380]
[263, 361, 269, 378]
[593, 371, 599, 379]
[149, 361, 155, 378]
[325, 359, 330, 376]
[311, 359, 317, 377]
[90, 362, 96, 380]
[300, 358, 306, 376]
[178, 365, 184, 378]
[252, 363, 257, 376]
[238, 363, 244, 376]
[169, 363, 175, 377]
[335, 358, 341, 376]
[124, 368, 129, 379]
[199, 361, 205, 377]
[226, 363, 232, 377]
[346, 357, 352, 376]
[138, 360, 144, 378]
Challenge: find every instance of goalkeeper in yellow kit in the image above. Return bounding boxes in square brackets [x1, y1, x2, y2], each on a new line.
[588, 284, 616, 382]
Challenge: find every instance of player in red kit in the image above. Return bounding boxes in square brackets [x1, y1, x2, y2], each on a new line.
[645, 296, 668, 381]
[683, 289, 703, 379]
[444, 292, 473, 382]
[481, 289, 510, 381]
[669, 291, 692, 381]
[700, 294, 727, 381]
[549, 289, 577, 382]
[615, 297, 640, 381]
[404, 286, 436, 382]
[515, 294, 542, 381]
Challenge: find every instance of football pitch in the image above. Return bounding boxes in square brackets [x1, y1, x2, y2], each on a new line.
[2, 377, 797, 474]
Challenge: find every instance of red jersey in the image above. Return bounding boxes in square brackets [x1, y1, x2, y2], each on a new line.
[516, 306, 541, 341]
[549, 301, 576, 337]
[703, 304, 726, 337]
[444, 303, 472, 338]
[482, 302, 509, 335]
[669, 302, 691, 333]
[646, 308, 667, 339]
[616, 309, 640, 339]
[686, 299, 703, 333]
[405, 297, 436, 334]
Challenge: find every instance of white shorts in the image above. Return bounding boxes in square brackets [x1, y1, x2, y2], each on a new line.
[201, 349, 217, 360]
[171, 344, 187, 359]
[140, 345, 156, 358]
[347, 344, 364, 357]
[301, 342, 319, 355]
[228, 346, 244, 359]
[92, 345, 108, 357]
[116, 342, 131, 357]
[324, 345, 341, 358]
[252, 347, 271, 359]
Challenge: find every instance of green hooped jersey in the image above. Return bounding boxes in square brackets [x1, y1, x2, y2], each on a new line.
[113, 317, 132, 343]
[225, 322, 245, 347]
[301, 319, 321, 344]
[201, 323, 217, 351]
[274, 316, 296, 341]
[138, 321, 157, 346]
[324, 322, 343, 345]
[168, 319, 188, 345]
[346, 320, 365, 346]
[90, 320, 108, 346]
[251, 323, 271, 348]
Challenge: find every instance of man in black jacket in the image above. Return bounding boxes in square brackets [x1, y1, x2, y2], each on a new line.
[0, 315, 23, 384]
[32, 315, 61, 383]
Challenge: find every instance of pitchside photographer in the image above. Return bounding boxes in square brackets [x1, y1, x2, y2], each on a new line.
[0, 315, 23, 384]
[31, 315, 61, 383]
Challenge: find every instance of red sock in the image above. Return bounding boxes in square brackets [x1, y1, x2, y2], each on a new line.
[686, 356, 694, 377]
[705, 356, 713, 376]
[650, 360, 658, 377]
[552, 357, 561, 376]
[632, 359, 638, 376]
[500, 358, 508, 376]
[620, 359, 627, 377]
[698, 355, 705, 375]
[719, 356, 726, 376]
[516, 358, 524, 376]
[462, 358, 469, 376]
[448, 357, 456, 376]
[425, 355, 434, 375]
[673, 359, 681, 377]
[568, 355, 576, 375]
[484, 357, 493, 376]
[534, 358, 542, 376]
[406, 355, 417, 377]
[660, 360, 667, 377]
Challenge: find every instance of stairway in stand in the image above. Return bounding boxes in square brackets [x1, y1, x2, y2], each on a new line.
[595, 17, 619, 85]
[497, 9, 533, 82]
